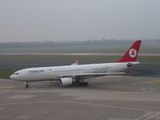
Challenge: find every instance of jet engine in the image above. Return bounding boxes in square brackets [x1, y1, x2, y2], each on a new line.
[127, 63, 133, 67]
[60, 77, 73, 86]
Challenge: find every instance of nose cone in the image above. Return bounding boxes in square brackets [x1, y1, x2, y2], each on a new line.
[10, 75, 13, 79]
[10, 75, 15, 80]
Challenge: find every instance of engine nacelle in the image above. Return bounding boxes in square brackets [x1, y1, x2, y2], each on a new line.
[60, 77, 73, 86]
[127, 63, 133, 67]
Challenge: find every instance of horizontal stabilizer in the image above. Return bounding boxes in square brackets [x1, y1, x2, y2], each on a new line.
[126, 69, 133, 73]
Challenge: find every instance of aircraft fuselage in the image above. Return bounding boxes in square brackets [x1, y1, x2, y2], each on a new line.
[10, 62, 138, 82]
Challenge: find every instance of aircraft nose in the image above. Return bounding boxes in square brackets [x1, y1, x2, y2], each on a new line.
[10, 75, 14, 79]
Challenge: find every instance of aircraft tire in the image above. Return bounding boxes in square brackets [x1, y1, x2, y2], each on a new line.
[84, 82, 88, 86]
[79, 82, 84, 86]
[25, 84, 29, 88]
[79, 82, 88, 86]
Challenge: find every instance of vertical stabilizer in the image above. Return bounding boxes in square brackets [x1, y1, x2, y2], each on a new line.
[116, 40, 142, 62]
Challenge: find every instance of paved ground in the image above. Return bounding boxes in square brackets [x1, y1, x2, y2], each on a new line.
[0, 65, 160, 120]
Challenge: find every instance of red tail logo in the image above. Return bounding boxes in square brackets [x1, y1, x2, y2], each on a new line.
[117, 40, 142, 62]
[129, 49, 137, 58]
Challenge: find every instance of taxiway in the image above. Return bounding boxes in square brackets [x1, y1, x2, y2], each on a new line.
[0, 64, 160, 120]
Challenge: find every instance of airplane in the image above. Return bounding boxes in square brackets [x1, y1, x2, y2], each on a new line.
[10, 40, 142, 88]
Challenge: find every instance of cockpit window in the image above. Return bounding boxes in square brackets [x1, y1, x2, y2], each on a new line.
[14, 73, 19, 75]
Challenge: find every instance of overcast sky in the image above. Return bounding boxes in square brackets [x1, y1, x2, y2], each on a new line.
[0, 0, 160, 42]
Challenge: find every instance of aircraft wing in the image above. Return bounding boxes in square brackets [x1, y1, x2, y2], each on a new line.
[61, 69, 133, 78]
[62, 72, 129, 78]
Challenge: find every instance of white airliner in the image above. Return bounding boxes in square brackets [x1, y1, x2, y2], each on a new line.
[10, 40, 142, 88]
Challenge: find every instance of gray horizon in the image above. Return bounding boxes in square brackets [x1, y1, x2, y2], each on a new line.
[1, 0, 160, 42]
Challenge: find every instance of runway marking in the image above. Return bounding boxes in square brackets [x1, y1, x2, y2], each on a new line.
[0, 99, 158, 120]
[1, 87, 14, 89]
[9, 95, 34, 99]
[0, 100, 154, 112]
[57, 92, 140, 119]
[30, 87, 36, 89]
[139, 88, 156, 91]
[96, 91, 140, 106]
[134, 111, 153, 120]
[153, 79, 160, 86]
[146, 112, 160, 120]
[139, 88, 146, 90]
[149, 89, 156, 91]
[0, 86, 155, 120]
[156, 117, 160, 120]
[53, 91, 145, 120]
[155, 80, 160, 82]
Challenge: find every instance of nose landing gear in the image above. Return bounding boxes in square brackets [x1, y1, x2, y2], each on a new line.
[25, 81, 29, 88]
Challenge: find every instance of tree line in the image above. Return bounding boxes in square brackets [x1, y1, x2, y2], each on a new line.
[0, 39, 160, 49]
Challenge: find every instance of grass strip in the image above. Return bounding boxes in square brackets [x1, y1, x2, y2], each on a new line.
[0, 69, 19, 79]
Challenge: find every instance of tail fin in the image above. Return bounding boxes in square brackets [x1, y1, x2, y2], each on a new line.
[117, 40, 142, 62]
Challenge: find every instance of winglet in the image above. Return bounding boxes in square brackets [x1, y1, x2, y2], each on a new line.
[117, 40, 142, 62]
[71, 60, 79, 65]
[75, 60, 78, 64]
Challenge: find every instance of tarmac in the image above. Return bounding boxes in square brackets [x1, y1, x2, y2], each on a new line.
[0, 64, 160, 120]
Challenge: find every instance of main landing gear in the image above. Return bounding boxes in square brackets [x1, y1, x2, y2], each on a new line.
[74, 77, 89, 86]
[79, 82, 88, 86]
[25, 81, 29, 88]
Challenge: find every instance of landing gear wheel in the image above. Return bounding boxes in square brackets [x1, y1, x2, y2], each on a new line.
[79, 82, 88, 86]
[84, 82, 88, 86]
[79, 82, 84, 86]
[25, 84, 29, 88]
[25, 81, 29, 88]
